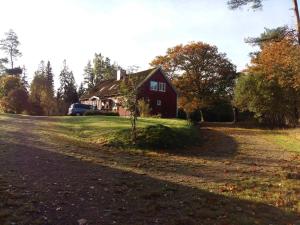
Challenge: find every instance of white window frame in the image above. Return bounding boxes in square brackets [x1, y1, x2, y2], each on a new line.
[159, 82, 166, 92]
[150, 81, 158, 91]
[157, 99, 161, 106]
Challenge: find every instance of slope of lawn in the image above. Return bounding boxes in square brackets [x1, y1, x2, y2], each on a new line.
[262, 130, 300, 153]
[42, 115, 190, 149]
[0, 113, 299, 225]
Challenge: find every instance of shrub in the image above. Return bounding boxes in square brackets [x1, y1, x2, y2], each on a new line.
[151, 113, 162, 118]
[138, 99, 151, 117]
[177, 108, 187, 119]
[109, 124, 200, 150]
[5, 88, 29, 114]
[189, 110, 202, 124]
[234, 73, 298, 127]
[84, 110, 119, 116]
[202, 100, 234, 122]
[1, 88, 28, 114]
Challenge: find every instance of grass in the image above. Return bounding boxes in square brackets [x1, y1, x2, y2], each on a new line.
[263, 130, 300, 153]
[42, 115, 191, 149]
[0, 113, 299, 224]
[109, 124, 201, 149]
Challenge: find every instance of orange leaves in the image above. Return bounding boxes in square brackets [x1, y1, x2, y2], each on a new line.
[249, 38, 300, 90]
[178, 96, 201, 114]
[151, 41, 236, 116]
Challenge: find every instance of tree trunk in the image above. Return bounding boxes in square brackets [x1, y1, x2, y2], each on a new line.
[131, 99, 138, 143]
[10, 49, 13, 69]
[132, 116, 136, 143]
[294, 101, 299, 125]
[293, 0, 300, 45]
[232, 106, 238, 123]
[199, 109, 204, 122]
[186, 112, 191, 124]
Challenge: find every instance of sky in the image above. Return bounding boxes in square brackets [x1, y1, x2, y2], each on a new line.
[0, 0, 296, 87]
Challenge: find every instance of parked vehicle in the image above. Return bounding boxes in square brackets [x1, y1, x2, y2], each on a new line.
[68, 103, 93, 116]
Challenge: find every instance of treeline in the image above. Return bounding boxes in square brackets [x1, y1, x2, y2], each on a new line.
[1, 27, 299, 127]
[151, 27, 300, 127]
[234, 29, 300, 127]
[0, 30, 118, 115]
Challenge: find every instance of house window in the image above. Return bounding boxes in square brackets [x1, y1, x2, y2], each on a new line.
[150, 81, 158, 91]
[159, 82, 166, 92]
[157, 100, 161, 106]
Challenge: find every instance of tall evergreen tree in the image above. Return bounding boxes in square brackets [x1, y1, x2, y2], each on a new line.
[58, 60, 78, 114]
[29, 61, 56, 115]
[93, 53, 105, 84]
[45, 61, 54, 97]
[103, 57, 117, 80]
[83, 53, 118, 91]
[83, 60, 94, 89]
[78, 82, 86, 98]
[21, 65, 29, 90]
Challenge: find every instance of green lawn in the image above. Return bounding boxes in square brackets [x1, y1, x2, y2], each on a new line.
[41, 115, 190, 148]
[263, 130, 300, 153]
[0, 113, 300, 224]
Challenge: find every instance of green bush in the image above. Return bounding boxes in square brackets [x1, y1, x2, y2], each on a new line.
[234, 73, 298, 127]
[177, 108, 187, 119]
[84, 110, 119, 116]
[202, 101, 234, 122]
[109, 124, 200, 150]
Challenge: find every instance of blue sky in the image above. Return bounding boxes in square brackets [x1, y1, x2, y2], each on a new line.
[0, 0, 296, 87]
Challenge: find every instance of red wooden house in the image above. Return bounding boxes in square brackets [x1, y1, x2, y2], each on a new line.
[80, 67, 178, 118]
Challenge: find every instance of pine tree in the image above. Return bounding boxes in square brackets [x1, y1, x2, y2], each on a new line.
[45, 61, 54, 97]
[29, 61, 56, 115]
[84, 53, 118, 90]
[93, 53, 104, 84]
[58, 60, 78, 114]
[103, 57, 117, 80]
[78, 82, 86, 98]
[83, 60, 94, 90]
[0, 29, 22, 69]
[21, 65, 29, 90]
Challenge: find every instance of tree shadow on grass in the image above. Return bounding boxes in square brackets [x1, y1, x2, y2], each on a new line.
[0, 138, 299, 225]
[108, 126, 240, 160]
[188, 127, 239, 158]
[0, 114, 240, 159]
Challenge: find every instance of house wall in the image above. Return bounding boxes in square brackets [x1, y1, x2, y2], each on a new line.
[138, 70, 177, 118]
[118, 106, 131, 116]
[81, 100, 102, 110]
[81, 98, 120, 112]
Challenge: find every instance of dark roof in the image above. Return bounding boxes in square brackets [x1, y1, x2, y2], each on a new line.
[129, 68, 158, 80]
[80, 67, 159, 100]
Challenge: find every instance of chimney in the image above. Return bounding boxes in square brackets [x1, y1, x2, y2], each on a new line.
[117, 69, 126, 80]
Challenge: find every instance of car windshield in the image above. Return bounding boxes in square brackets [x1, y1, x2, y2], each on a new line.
[72, 104, 91, 109]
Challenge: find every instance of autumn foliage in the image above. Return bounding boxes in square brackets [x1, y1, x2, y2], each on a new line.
[234, 37, 300, 126]
[0, 75, 28, 113]
[250, 38, 300, 90]
[151, 42, 236, 122]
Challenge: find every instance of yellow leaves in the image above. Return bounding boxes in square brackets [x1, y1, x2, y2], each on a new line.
[220, 183, 238, 193]
[178, 96, 201, 114]
[249, 38, 300, 90]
